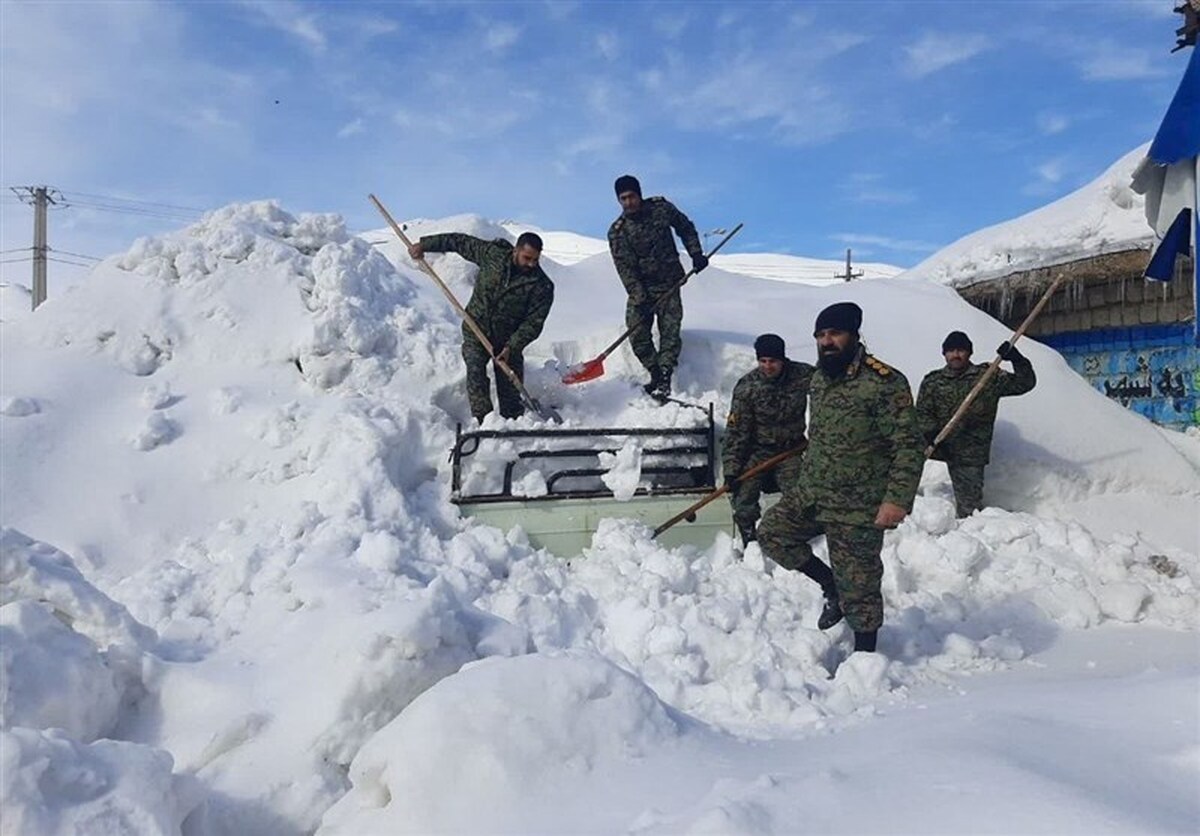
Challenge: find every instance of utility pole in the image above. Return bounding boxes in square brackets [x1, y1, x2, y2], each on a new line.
[12, 186, 61, 310]
[834, 248, 863, 282]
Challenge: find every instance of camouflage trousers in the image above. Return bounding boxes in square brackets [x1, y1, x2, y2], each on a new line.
[625, 288, 683, 376]
[462, 337, 524, 421]
[758, 493, 886, 632]
[728, 454, 803, 532]
[947, 462, 985, 518]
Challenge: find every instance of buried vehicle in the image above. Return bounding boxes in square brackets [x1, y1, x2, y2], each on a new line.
[450, 406, 736, 555]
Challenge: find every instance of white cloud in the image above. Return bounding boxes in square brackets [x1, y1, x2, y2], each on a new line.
[1036, 158, 1066, 184]
[337, 118, 365, 138]
[903, 33, 990, 78]
[840, 174, 915, 205]
[1021, 156, 1070, 196]
[656, 34, 868, 146]
[596, 32, 619, 61]
[653, 13, 690, 40]
[1037, 111, 1070, 135]
[1078, 50, 1163, 81]
[486, 23, 521, 52]
[240, 0, 327, 53]
[832, 233, 941, 253]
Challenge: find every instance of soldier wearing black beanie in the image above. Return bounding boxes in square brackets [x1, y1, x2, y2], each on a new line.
[607, 174, 707, 401]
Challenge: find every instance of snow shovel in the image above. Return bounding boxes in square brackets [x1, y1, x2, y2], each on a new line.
[652, 442, 805, 538]
[562, 222, 745, 385]
[925, 271, 1067, 457]
[369, 194, 564, 424]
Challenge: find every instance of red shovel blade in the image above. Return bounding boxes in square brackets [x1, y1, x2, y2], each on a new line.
[562, 356, 605, 385]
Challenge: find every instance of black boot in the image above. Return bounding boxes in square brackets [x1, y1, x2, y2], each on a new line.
[817, 598, 844, 631]
[799, 559, 843, 630]
[854, 630, 878, 653]
[652, 369, 673, 401]
[642, 366, 662, 396]
[736, 522, 757, 546]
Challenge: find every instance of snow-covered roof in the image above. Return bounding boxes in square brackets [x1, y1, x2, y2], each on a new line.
[901, 145, 1155, 287]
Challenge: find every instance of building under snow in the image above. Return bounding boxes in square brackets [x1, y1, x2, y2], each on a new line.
[903, 146, 1197, 431]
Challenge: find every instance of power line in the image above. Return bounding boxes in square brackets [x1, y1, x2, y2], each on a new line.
[61, 199, 201, 222]
[62, 190, 206, 214]
[0, 256, 33, 264]
[0, 247, 32, 255]
[47, 247, 101, 261]
[46, 257, 93, 268]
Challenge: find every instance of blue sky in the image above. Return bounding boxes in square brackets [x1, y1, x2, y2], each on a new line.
[0, 0, 1191, 292]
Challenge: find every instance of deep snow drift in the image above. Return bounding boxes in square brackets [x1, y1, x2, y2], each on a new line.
[1, 200, 1197, 835]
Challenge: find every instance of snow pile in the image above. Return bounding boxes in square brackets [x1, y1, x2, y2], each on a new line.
[902, 145, 1154, 286]
[320, 651, 686, 835]
[0, 528, 197, 832]
[1, 198, 1196, 834]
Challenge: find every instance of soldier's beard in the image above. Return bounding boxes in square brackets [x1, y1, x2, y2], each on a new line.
[817, 341, 857, 378]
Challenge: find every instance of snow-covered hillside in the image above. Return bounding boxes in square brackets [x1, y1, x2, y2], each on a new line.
[1, 201, 1196, 834]
[498, 219, 903, 283]
[902, 145, 1155, 287]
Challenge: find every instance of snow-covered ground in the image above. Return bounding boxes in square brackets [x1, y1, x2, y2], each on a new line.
[1, 196, 1197, 835]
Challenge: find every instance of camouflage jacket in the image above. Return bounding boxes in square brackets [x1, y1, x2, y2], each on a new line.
[794, 345, 925, 526]
[915, 357, 1036, 465]
[418, 233, 555, 353]
[607, 196, 703, 297]
[722, 360, 815, 475]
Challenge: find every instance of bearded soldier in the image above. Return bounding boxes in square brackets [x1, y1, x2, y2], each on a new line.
[758, 302, 925, 654]
[608, 174, 707, 401]
[916, 331, 1036, 517]
[722, 334, 814, 546]
[408, 231, 553, 423]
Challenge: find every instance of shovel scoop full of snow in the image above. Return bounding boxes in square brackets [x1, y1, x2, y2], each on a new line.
[562, 357, 605, 385]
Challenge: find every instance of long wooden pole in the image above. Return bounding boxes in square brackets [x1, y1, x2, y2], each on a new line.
[926, 272, 1067, 457]
[653, 443, 805, 537]
[369, 194, 562, 423]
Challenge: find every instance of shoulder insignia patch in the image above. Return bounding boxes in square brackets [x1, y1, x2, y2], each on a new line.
[727, 412, 739, 426]
[893, 390, 913, 409]
[865, 355, 892, 376]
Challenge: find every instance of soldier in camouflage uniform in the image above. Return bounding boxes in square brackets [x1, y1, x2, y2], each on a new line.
[916, 331, 1036, 518]
[608, 174, 708, 400]
[758, 302, 925, 654]
[408, 231, 554, 422]
[722, 334, 814, 546]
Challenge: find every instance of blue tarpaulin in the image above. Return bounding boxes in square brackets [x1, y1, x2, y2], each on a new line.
[1148, 45, 1200, 165]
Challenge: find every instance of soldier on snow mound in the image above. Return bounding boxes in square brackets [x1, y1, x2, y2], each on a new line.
[408, 231, 554, 423]
[723, 333, 814, 546]
[916, 331, 1036, 518]
[757, 302, 925, 655]
[607, 174, 707, 401]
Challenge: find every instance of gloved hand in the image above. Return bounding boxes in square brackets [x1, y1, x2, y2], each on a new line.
[997, 341, 1025, 362]
[724, 474, 740, 497]
[692, 253, 709, 273]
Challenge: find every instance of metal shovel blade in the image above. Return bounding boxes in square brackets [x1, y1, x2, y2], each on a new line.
[535, 401, 565, 424]
[562, 357, 605, 385]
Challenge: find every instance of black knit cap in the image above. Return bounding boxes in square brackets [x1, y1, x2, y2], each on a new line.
[942, 331, 973, 352]
[754, 333, 786, 360]
[614, 174, 642, 197]
[813, 302, 862, 336]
